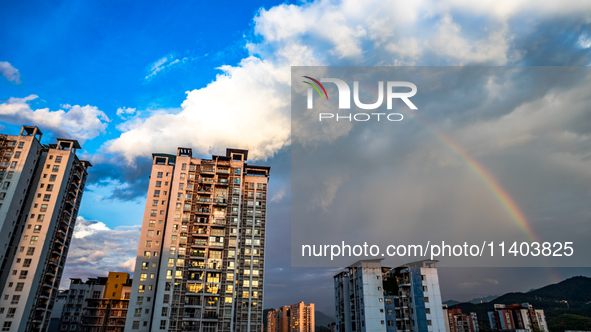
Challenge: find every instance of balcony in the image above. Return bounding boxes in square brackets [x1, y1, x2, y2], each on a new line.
[213, 198, 227, 205]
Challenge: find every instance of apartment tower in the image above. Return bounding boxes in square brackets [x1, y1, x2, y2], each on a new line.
[0, 126, 91, 332]
[334, 260, 446, 332]
[267, 302, 314, 332]
[125, 148, 270, 332]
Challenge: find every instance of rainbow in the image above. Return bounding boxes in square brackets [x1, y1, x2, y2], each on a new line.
[353, 81, 540, 242]
[433, 128, 540, 243]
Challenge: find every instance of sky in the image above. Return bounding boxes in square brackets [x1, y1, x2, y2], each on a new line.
[2, 0, 591, 317]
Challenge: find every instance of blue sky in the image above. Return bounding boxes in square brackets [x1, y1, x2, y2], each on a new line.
[2, 0, 591, 314]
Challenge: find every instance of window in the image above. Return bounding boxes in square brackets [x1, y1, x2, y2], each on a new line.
[132, 321, 140, 329]
[43, 194, 51, 202]
[157, 172, 163, 178]
[161, 307, 169, 316]
[10, 295, 19, 305]
[33, 225, 42, 233]
[30, 236, 38, 244]
[2, 182, 9, 190]
[23, 259, 31, 267]
[426, 320, 431, 326]
[387, 309, 393, 315]
[138, 285, 145, 293]
[425, 308, 430, 314]
[421, 275, 426, 281]
[155, 181, 162, 188]
[52, 165, 59, 172]
[2, 322, 12, 331]
[146, 240, 152, 248]
[142, 262, 149, 270]
[423, 286, 428, 292]
[14, 151, 21, 158]
[160, 320, 167, 329]
[26, 247, 35, 255]
[149, 220, 156, 227]
[40, 204, 47, 212]
[424, 297, 429, 303]
[15, 283, 24, 291]
[49, 174, 56, 182]
[37, 214, 44, 221]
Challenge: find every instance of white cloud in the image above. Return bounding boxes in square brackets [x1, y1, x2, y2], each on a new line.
[0, 95, 110, 143]
[105, 56, 291, 163]
[0, 61, 21, 84]
[116, 107, 138, 120]
[145, 55, 183, 80]
[61, 217, 141, 288]
[103, 0, 591, 164]
[486, 278, 500, 285]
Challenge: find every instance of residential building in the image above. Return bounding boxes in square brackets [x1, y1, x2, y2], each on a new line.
[488, 303, 547, 332]
[48, 272, 132, 332]
[0, 126, 91, 332]
[80, 272, 132, 332]
[267, 302, 314, 332]
[125, 148, 270, 332]
[334, 259, 446, 332]
[59, 277, 108, 332]
[47, 291, 67, 332]
[442, 306, 478, 332]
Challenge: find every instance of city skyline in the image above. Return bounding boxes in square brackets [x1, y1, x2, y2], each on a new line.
[2, 0, 591, 322]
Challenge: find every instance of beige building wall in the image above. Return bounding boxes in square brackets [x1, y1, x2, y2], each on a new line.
[269, 303, 315, 332]
[0, 129, 91, 332]
[126, 148, 270, 332]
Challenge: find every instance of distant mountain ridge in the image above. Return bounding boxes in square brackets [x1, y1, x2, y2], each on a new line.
[444, 295, 499, 306]
[449, 276, 591, 332]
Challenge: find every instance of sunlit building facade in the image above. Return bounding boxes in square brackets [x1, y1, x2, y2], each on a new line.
[125, 148, 270, 332]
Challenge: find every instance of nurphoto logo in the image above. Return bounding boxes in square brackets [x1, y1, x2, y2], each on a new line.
[303, 76, 417, 122]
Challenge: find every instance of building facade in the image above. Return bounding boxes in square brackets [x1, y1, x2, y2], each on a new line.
[47, 272, 132, 332]
[334, 260, 446, 332]
[80, 272, 132, 332]
[267, 302, 314, 332]
[488, 303, 547, 332]
[441, 307, 478, 332]
[125, 148, 270, 332]
[0, 126, 91, 332]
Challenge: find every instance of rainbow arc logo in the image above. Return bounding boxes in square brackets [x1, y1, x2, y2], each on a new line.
[302, 76, 328, 100]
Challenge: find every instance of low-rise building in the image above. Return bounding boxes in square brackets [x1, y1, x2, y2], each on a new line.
[49, 272, 131, 332]
[488, 303, 547, 332]
[441, 306, 478, 332]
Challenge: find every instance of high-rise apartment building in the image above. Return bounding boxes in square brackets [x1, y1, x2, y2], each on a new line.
[488, 303, 547, 332]
[125, 148, 270, 332]
[267, 302, 314, 332]
[441, 306, 478, 332]
[334, 260, 446, 332]
[0, 126, 91, 332]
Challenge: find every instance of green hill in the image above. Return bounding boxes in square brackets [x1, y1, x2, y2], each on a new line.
[449, 276, 591, 332]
